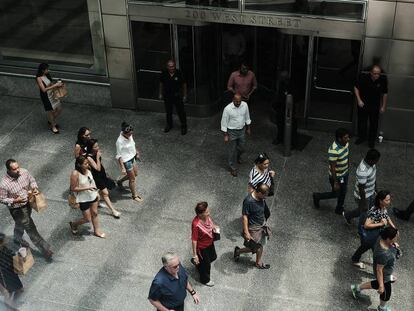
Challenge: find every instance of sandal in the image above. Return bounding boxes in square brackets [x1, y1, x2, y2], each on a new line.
[50, 127, 59, 134]
[69, 222, 78, 235]
[256, 263, 270, 269]
[112, 210, 121, 219]
[233, 246, 240, 262]
[132, 195, 143, 202]
[94, 232, 106, 239]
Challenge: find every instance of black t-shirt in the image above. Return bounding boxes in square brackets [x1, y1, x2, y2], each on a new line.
[242, 193, 267, 227]
[355, 73, 388, 111]
[160, 69, 185, 98]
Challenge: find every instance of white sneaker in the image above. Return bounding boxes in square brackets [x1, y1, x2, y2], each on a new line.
[98, 202, 107, 208]
[204, 281, 215, 287]
[352, 262, 366, 269]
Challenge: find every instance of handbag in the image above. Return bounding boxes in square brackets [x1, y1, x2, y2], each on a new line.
[28, 192, 47, 212]
[68, 192, 79, 209]
[54, 84, 68, 99]
[13, 248, 34, 275]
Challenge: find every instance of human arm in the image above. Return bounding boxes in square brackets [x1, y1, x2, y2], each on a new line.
[376, 264, 385, 294]
[115, 140, 126, 174]
[186, 281, 200, 304]
[227, 73, 235, 93]
[329, 162, 340, 191]
[0, 185, 27, 205]
[74, 144, 82, 158]
[87, 154, 101, 172]
[386, 216, 396, 229]
[182, 82, 187, 102]
[36, 77, 62, 93]
[354, 86, 364, 108]
[380, 94, 387, 113]
[159, 82, 164, 100]
[221, 108, 230, 142]
[364, 216, 387, 229]
[248, 73, 257, 98]
[245, 104, 251, 135]
[191, 240, 199, 265]
[242, 215, 252, 240]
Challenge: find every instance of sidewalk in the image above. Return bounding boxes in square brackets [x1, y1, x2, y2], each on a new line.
[0, 96, 413, 311]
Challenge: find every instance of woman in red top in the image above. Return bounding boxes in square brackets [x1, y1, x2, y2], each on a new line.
[191, 202, 218, 287]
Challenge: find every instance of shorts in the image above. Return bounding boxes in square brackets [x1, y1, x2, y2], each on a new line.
[79, 197, 98, 211]
[123, 158, 136, 172]
[371, 280, 393, 301]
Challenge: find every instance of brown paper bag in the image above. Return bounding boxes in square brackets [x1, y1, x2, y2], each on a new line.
[29, 192, 47, 212]
[54, 84, 68, 99]
[68, 193, 79, 209]
[13, 248, 34, 275]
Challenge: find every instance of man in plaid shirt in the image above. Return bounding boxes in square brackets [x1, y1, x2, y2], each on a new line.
[0, 159, 53, 260]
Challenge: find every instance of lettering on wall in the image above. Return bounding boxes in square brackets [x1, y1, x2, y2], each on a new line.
[184, 10, 301, 28]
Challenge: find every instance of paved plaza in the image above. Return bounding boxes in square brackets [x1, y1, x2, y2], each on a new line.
[0, 95, 413, 311]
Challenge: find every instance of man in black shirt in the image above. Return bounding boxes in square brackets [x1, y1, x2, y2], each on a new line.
[159, 59, 188, 135]
[354, 65, 388, 148]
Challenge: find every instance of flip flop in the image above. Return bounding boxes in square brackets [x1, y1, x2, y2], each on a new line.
[132, 195, 143, 202]
[234, 246, 240, 262]
[256, 263, 270, 269]
[94, 232, 106, 239]
[69, 222, 78, 235]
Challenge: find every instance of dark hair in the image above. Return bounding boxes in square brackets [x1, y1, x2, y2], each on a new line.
[121, 121, 133, 133]
[254, 153, 270, 165]
[380, 226, 398, 241]
[86, 139, 98, 154]
[254, 182, 269, 194]
[374, 190, 391, 209]
[195, 201, 208, 215]
[75, 156, 88, 173]
[36, 63, 52, 80]
[77, 127, 91, 144]
[335, 128, 349, 141]
[5, 159, 17, 170]
[365, 149, 381, 163]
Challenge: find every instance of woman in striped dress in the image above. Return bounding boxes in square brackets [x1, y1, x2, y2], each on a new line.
[248, 153, 275, 196]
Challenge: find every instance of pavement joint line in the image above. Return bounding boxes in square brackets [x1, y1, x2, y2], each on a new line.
[30, 297, 98, 310]
[0, 111, 31, 144]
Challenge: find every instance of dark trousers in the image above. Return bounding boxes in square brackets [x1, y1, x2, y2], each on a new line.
[165, 96, 187, 128]
[401, 199, 414, 219]
[357, 107, 379, 145]
[344, 195, 375, 221]
[314, 175, 348, 213]
[197, 244, 217, 284]
[9, 204, 49, 252]
[352, 237, 374, 263]
[227, 128, 245, 171]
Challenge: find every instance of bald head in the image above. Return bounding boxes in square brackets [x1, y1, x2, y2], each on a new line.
[233, 93, 242, 107]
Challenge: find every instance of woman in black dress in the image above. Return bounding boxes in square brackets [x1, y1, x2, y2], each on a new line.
[0, 233, 23, 309]
[86, 139, 120, 219]
[35, 63, 63, 134]
[74, 127, 92, 158]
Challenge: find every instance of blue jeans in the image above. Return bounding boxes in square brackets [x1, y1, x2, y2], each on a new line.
[314, 174, 348, 213]
[227, 128, 245, 171]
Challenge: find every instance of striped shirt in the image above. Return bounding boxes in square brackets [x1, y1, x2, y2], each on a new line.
[328, 140, 349, 177]
[248, 166, 272, 188]
[354, 159, 376, 199]
[0, 169, 38, 208]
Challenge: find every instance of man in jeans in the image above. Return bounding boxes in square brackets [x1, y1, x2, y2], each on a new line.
[343, 149, 381, 224]
[312, 128, 350, 214]
[0, 159, 53, 260]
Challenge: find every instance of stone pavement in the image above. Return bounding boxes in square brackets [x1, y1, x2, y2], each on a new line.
[0, 96, 413, 311]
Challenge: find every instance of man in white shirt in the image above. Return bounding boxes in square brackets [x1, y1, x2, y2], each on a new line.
[221, 93, 251, 176]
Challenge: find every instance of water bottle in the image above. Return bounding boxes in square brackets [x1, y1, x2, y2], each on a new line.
[378, 131, 384, 143]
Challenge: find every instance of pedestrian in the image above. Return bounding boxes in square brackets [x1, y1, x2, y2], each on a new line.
[351, 227, 400, 311]
[248, 153, 275, 196]
[393, 199, 414, 221]
[343, 149, 381, 224]
[148, 252, 200, 311]
[312, 128, 350, 215]
[234, 182, 271, 269]
[86, 139, 120, 219]
[191, 202, 218, 287]
[351, 190, 396, 269]
[227, 63, 257, 103]
[69, 156, 105, 238]
[221, 93, 251, 177]
[354, 64, 388, 148]
[115, 122, 143, 203]
[74, 127, 92, 158]
[159, 59, 188, 135]
[0, 233, 23, 310]
[0, 159, 53, 260]
[35, 63, 63, 134]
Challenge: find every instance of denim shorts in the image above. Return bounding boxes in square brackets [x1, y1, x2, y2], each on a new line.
[123, 158, 136, 172]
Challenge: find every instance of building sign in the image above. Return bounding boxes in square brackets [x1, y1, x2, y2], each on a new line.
[184, 9, 301, 28]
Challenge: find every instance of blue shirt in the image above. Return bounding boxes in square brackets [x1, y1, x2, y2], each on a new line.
[148, 264, 188, 309]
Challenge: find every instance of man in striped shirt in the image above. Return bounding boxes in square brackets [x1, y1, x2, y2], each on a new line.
[312, 128, 350, 214]
[0, 159, 53, 260]
[343, 149, 381, 224]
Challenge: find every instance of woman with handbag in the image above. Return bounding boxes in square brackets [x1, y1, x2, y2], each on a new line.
[74, 127, 92, 158]
[351, 190, 396, 269]
[86, 139, 120, 219]
[35, 63, 63, 134]
[248, 153, 276, 196]
[69, 156, 105, 238]
[191, 202, 218, 287]
[0, 233, 23, 309]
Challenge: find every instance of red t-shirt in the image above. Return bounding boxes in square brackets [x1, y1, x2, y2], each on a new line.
[191, 216, 214, 250]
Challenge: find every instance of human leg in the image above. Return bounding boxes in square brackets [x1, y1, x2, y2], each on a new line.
[368, 110, 379, 147]
[335, 175, 348, 214]
[100, 188, 120, 218]
[90, 201, 105, 238]
[129, 164, 143, 202]
[227, 137, 238, 172]
[236, 131, 246, 162]
[313, 176, 339, 205]
[164, 98, 174, 130]
[393, 198, 414, 220]
[174, 98, 187, 130]
[356, 107, 368, 142]
[351, 238, 372, 264]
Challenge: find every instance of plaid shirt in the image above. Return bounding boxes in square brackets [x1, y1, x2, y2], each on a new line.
[0, 168, 38, 208]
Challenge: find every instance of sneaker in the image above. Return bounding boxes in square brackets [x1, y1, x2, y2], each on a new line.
[352, 262, 366, 269]
[204, 281, 215, 287]
[112, 210, 121, 219]
[98, 202, 107, 208]
[377, 306, 391, 311]
[312, 193, 320, 209]
[342, 211, 352, 225]
[351, 284, 360, 299]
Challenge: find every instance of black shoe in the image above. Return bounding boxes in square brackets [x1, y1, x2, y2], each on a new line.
[355, 138, 365, 145]
[312, 193, 320, 209]
[342, 211, 352, 225]
[268, 191, 274, 197]
[233, 246, 240, 262]
[14, 239, 30, 248]
[42, 249, 54, 261]
[164, 126, 172, 133]
[181, 127, 187, 135]
[393, 208, 410, 220]
[335, 209, 343, 215]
